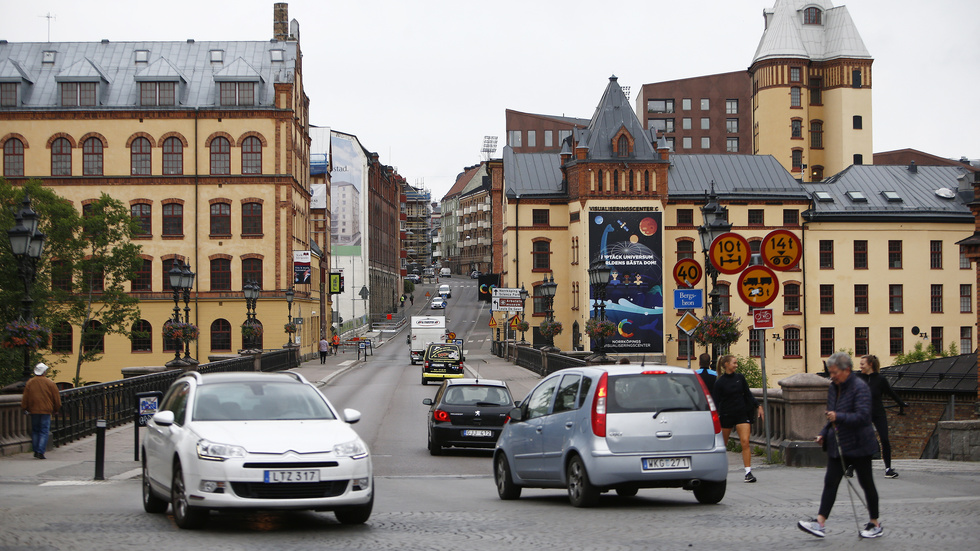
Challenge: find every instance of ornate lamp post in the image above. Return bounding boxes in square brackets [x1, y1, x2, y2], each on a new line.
[518, 283, 529, 344]
[697, 181, 733, 366]
[588, 258, 613, 362]
[7, 194, 46, 382]
[284, 286, 296, 347]
[243, 280, 260, 351]
[538, 273, 557, 348]
[179, 262, 197, 364]
[166, 259, 186, 366]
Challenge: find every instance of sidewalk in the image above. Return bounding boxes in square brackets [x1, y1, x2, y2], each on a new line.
[0, 332, 388, 484]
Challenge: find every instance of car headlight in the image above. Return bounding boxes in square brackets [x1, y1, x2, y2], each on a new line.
[333, 438, 368, 459]
[197, 439, 247, 461]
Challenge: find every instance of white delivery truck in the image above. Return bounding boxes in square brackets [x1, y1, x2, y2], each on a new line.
[409, 315, 447, 364]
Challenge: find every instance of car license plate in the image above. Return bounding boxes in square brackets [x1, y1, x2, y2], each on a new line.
[263, 470, 320, 483]
[462, 429, 493, 437]
[642, 457, 691, 471]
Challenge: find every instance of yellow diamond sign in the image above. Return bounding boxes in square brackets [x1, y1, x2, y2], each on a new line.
[677, 312, 701, 335]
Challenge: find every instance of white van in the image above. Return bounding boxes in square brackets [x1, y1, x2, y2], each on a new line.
[440, 268, 451, 278]
[438, 284, 452, 299]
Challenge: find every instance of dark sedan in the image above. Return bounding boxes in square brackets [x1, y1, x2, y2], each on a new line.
[422, 379, 516, 455]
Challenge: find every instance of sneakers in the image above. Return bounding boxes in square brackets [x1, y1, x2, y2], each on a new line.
[844, 465, 854, 478]
[860, 522, 883, 538]
[33, 452, 45, 460]
[744, 471, 757, 483]
[885, 468, 899, 479]
[798, 519, 825, 538]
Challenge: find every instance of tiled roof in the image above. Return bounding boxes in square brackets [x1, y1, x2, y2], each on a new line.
[442, 164, 482, 200]
[753, 0, 871, 64]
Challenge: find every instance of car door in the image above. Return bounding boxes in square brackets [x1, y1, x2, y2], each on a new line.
[538, 373, 585, 480]
[144, 382, 190, 490]
[508, 376, 558, 481]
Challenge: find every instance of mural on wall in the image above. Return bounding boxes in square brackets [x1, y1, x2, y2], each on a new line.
[588, 209, 664, 353]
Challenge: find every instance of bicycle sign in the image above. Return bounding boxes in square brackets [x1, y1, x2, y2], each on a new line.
[761, 229, 802, 271]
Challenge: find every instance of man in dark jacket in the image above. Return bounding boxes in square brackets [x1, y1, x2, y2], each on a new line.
[20, 363, 62, 460]
[798, 352, 882, 539]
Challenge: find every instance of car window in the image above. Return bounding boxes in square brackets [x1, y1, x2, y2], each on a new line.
[425, 344, 460, 361]
[525, 377, 559, 420]
[606, 373, 706, 414]
[194, 381, 336, 421]
[443, 385, 512, 406]
[577, 376, 594, 408]
[553, 374, 582, 414]
[163, 382, 190, 426]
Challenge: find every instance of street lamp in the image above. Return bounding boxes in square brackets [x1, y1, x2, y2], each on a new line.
[538, 273, 557, 348]
[179, 261, 196, 364]
[7, 194, 46, 382]
[517, 283, 529, 344]
[166, 259, 186, 366]
[284, 286, 296, 347]
[697, 180, 732, 367]
[588, 258, 613, 362]
[243, 280, 260, 351]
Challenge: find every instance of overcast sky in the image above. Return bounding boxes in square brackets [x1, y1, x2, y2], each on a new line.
[2, 0, 977, 200]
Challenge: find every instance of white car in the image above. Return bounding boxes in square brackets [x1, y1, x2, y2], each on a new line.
[141, 371, 373, 529]
[430, 297, 447, 309]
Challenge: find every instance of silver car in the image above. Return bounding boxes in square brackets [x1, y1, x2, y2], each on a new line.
[493, 364, 727, 507]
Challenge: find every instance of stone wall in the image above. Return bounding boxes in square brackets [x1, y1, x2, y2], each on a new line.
[936, 420, 980, 461]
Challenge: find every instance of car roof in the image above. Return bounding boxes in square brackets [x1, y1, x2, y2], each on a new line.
[179, 371, 309, 386]
[550, 364, 695, 377]
[444, 378, 507, 387]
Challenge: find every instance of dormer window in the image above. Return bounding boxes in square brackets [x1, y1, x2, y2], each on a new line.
[803, 7, 822, 25]
[617, 135, 629, 157]
[210, 50, 224, 63]
[135, 50, 150, 63]
[0, 82, 16, 106]
[42, 51, 56, 64]
[271, 49, 284, 62]
[219, 82, 254, 106]
[61, 82, 97, 106]
[140, 81, 176, 106]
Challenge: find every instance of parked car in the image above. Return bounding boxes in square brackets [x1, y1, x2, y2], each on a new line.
[493, 364, 727, 507]
[406, 274, 421, 283]
[438, 284, 451, 298]
[430, 297, 446, 309]
[421, 342, 464, 385]
[141, 371, 373, 528]
[422, 379, 516, 455]
[470, 270, 482, 279]
[440, 268, 451, 278]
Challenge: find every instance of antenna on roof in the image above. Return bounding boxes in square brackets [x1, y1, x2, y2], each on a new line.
[39, 12, 56, 42]
[481, 136, 498, 161]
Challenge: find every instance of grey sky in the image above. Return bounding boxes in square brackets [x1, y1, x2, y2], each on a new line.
[2, 0, 977, 200]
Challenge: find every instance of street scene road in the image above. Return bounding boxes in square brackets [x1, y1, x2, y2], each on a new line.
[2, 279, 979, 550]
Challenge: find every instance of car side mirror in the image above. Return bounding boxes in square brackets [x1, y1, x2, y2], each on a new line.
[508, 407, 524, 422]
[152, 410, 175, 426]
[422, 398, 433, 406]
[342, 408, 361, 424]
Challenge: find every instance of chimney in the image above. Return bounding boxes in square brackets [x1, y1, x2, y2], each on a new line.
[908, 160, 917, 173]
[273, 3, 289, 41]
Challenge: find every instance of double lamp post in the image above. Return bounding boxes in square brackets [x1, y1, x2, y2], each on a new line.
[696, 181, 733, 367]
[6, 194, 46, 383]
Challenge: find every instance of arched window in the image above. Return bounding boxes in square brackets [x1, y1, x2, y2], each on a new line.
[784, 327, 802, 357]
[242, 202, 262, 235]
[810, 121, 823, 149]
[51, 322, 73, 353]
[131, 319, 152, 352]
[803, 7, 822, 25]
[532, 241, 551, 270]
[163, 320, 179, 352]
[51, 137, 72, 176]
[210, 258, 232, 291]
[211, 319, 232, 351]
[241, 136, 262, 174]
[131, 137, 151, 175]
[242, 258, 263, 288]
[210, 202, 231, 235]
[210, 136, 230, 175]
[82, 320, 104, 354]
[162, 137, 183, 175]
[617, 135, 629, 157]
[784, 283, 801, 313]
[3, 138, 24, 176]
[83, 137, 103, 175]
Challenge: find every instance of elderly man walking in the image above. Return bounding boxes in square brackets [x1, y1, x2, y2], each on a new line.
[20, 363, 62, 460]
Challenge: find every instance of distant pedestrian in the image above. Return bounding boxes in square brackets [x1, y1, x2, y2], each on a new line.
[711, 354, 762, 483]
[798, 352, 883, 539]
[696, 352, 717, 393]
[20, 363, 61, 460]
[856, 354, 908, 479]
[332, 334, 341, 355]
[318, 336, 329, 363]
[400, 294, 406, 308]
[410, 294, 414, 306]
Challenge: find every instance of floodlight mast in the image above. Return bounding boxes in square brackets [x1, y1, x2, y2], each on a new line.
[481, 135, 498, 161]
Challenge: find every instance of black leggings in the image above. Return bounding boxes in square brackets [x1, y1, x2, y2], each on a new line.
[872, 415, 891, 469]
[819, 454, 879, 520]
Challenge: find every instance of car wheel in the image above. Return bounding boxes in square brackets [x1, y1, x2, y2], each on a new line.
[335, 488, 373, 524]
[566, 455, 599, 507]
[142, 456, 168, 514]
[615, 485, 639, 498]
[427, 436, 442, 456]
[171, 460, 208, 529]
[421, 377, 428, 385]
[494, 453, 522, 500]
[693, 480, 727, 504]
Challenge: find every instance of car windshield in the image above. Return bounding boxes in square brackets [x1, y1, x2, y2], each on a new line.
[443, 385, 512, 407]
[606, 373, 706, 414]
[426, 344, 460, 360]
[193, 381, 337, 421]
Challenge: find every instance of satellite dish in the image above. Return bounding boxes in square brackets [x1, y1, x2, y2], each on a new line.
[910, 326, 920, 336]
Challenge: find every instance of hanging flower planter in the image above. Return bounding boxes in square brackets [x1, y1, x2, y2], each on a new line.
[585, 318, 616, 340]
[162, 321, 199, 342]
[241, 323, 263, 340]
[691, 315, 743, 348]
[538, 319, 563, 339]
[284, 322, 298, 334]
[2, 320, 51, 349]
[514, 320, 529, 333]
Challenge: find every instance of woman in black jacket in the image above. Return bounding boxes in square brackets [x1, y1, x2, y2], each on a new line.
[711, 354, 763, 483]
[858, 354, 908, 479]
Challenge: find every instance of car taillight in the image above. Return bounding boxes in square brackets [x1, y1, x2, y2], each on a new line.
[433, 409, 450, 422]
[591, 372, 608, 437]
[423, 361, 430, 369]
[696, 374, 722, 434]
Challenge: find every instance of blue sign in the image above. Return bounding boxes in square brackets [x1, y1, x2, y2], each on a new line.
[673, 289, 704, 309]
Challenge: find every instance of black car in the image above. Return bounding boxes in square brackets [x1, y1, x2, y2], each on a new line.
[422, 378, 516, 455]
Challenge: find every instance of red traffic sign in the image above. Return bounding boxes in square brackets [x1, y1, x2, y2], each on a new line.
[672, 258, 703, 289]
[737, 265, 779, 308]
[761, 229, 802, 271]
[752, 308, 774, 329]
[709, 232, 750, 275]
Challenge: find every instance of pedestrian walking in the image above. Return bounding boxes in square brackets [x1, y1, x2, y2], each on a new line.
[332, 333, 341, 355]
[410, 294, 414, 306]
[318, 336, 329, 363]
[20, 363, 61, 460]
[798, 352, 883, 539]
[711, 354, 763, 483]
[856, 354, 908, 479]
[695, 352, 717, 393]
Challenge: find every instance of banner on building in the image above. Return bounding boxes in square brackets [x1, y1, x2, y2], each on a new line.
[588, 210, 664, 354]
[294, 250, 312, 285]
[477, 273, 500, 302]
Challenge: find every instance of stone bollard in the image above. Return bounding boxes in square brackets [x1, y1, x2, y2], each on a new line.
[778, 372, 831, 467]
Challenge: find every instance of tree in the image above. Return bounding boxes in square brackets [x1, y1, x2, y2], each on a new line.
[893, 341, 961, 366]
[736, 356, 764, 389]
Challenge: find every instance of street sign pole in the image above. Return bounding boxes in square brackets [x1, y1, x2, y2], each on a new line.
[753, 309, 773, 464]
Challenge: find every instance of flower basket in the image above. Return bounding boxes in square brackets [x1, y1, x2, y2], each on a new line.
[284, 322, 298, 334]
[691, 315, 743, 347]
[2, 320, 50, 349]
[585, 318, 616, 340]
[514, 320, 530, 333]
[539, 320, 563, 339]
[241, 323, 263, 340]
[162, 321, 199, 342]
